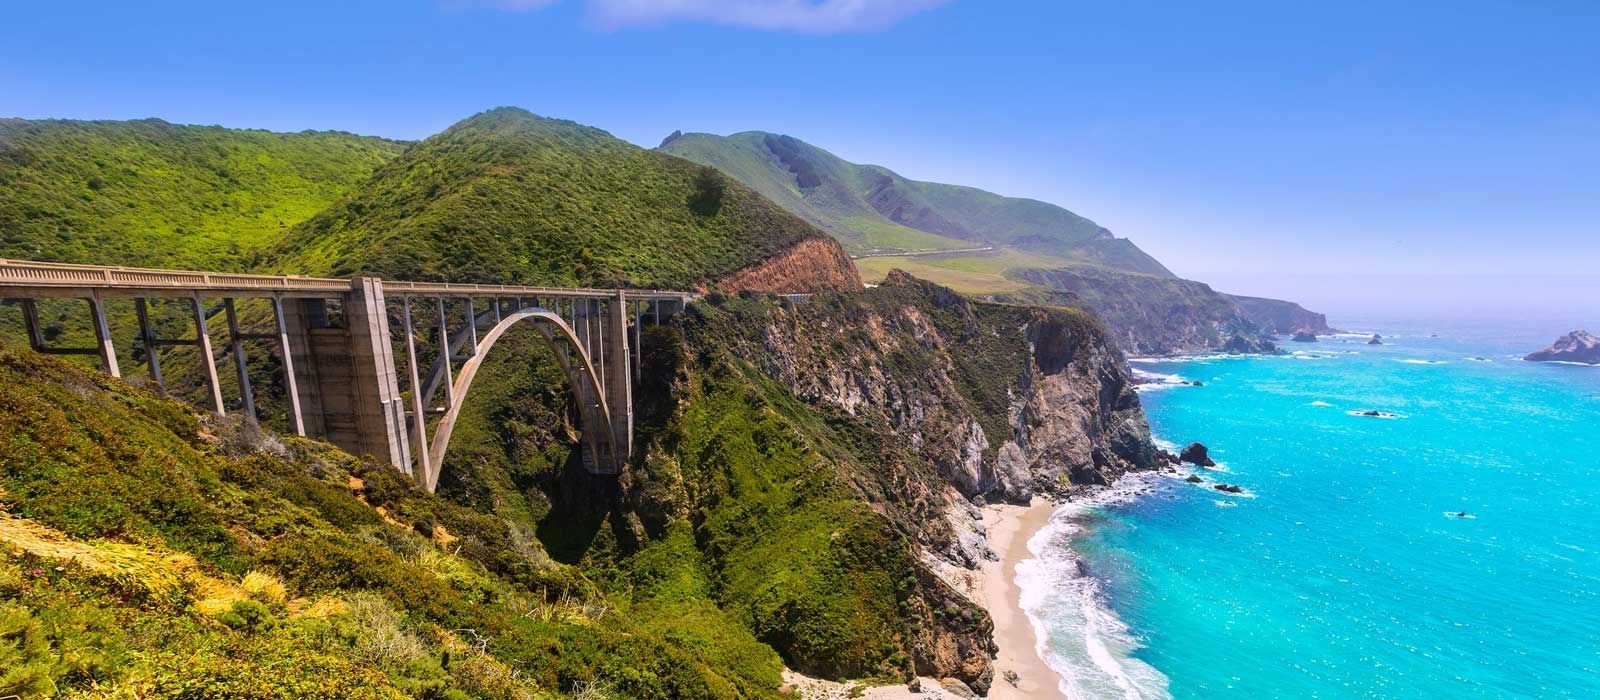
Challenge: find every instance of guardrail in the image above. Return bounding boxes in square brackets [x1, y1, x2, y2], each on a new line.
[0, 258, 695, 302]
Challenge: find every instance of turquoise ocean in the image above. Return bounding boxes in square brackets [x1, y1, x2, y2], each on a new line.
[1016, 315, 1600, 698]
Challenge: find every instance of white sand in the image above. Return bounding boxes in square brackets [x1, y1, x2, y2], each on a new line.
[783, 498, 1065, 700]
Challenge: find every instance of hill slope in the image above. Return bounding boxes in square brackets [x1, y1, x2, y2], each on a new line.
[280, 110, 857, 291]
[659, 131, 1172, 276]
[0, 118, 405, 270]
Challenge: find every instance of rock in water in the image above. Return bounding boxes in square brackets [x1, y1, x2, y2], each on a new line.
[1291, 330, 1318, 342]
[1180, 442, 1217, 467]
[1213, 483, 1244, 494]
[1368, 334, 1384, 345]
[1525, 330, 1600, 365]
[1222, 333, 1278, 354]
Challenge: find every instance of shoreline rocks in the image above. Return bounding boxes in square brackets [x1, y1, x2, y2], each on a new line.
[1179, 442, 1216, 467]
[1525, 330, 1600, 365]
[1290, 330, 1318, 342]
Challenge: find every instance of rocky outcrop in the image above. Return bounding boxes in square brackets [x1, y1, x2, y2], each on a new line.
[1291, 330, 1319, 342]
[1526, 330, 1600, 365]
[1009, 266, 1292, 356]
[1227, 294, 1331, 335]
[1223, 333, 1278, 355]
[724, 270, 1153, 507]
[1180, 442, 1216, 467]
[715, 236, 862, 294]
[1369, 334, 1384, 345]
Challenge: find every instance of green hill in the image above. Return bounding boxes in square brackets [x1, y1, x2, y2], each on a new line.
[658, 130, 1172, 276]
[0, 118, 405, 270]
[0, 340, 788, 699]
[279, 109, 843, 289]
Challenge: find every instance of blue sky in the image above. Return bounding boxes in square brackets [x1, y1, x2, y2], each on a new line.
[4, 0, 1597, 314]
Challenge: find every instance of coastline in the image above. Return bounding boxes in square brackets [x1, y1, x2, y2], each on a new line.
[980, 498, 1068, 700]
[782, 498, 1066, 699]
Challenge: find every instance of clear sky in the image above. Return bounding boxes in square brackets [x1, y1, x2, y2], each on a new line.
[4, 0, 1597, 315]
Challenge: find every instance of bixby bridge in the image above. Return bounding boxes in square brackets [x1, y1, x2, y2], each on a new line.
[0, 258, 691, 490]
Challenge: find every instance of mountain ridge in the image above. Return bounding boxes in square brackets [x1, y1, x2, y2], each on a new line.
[659, 130, 1174, 276]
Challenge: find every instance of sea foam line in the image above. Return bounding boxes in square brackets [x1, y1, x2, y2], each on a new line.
[1015, 473, 1172, 700]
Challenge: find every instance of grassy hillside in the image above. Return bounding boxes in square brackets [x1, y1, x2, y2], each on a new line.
[658, 131, 1173, 276]
[0, 341, 785, 699]
[0, 118, 405, 270]
[279, 109, 837, 289]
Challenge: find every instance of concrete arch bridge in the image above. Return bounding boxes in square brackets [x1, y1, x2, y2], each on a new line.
[0, 258, 690, 489]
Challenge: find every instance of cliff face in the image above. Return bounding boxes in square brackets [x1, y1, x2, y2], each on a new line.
[630, 271, 1154, 690]
[1012, 266, 1262, 355]
[714, 236, 863, 294]
[1228, 294, 1331, 335]
[718, 271, 1152, 505]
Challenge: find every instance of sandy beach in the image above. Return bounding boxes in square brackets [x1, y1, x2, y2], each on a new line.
[785, 498, 1065, 699]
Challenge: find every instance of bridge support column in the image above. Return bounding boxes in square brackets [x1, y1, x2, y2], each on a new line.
[273, 282, 409, 471]
[602, 292, 633, 473]
[343, 278, 411, 471]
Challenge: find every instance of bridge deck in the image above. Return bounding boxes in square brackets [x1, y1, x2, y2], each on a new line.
[0, 258, 694, 302]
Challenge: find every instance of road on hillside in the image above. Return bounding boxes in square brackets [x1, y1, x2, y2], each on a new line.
[850, 246, 995, 260]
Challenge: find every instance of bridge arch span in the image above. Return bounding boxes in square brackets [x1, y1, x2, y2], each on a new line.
[418, 308, 615, 492]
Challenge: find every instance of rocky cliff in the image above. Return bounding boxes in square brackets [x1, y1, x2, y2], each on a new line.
[626, 270, 1154, 690]
[714, 236, 863, 294]
[1227, 294, 1332, 335]
[1010, 266, 1273, 355]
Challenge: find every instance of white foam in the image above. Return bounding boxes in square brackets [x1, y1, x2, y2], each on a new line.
[1396, 358, 1446, 365]
[1015, 475, 1172, 700]
[1309, 400, 1334, 407]
[1131, 368, 1192, 393]
[1524, 359, 1600, 367]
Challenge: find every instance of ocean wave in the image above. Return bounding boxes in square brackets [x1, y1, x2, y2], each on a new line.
[1016, 475, 1172, 700]
[1131, 368, 1192, 392]
[1309, 400, 1334, 407]
[1396, 358, 1447, 365]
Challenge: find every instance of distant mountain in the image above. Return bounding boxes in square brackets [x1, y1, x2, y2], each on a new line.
[281, 110, 856, 291]
[0, 118, 406, 270]
[661, 129, 1331, 354]
[659, 130, 1172, 276]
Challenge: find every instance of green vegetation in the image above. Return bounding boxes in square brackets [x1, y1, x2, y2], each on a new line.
[0, 107, 1127, 698]
[278, 108, 829, 289]
[0, 341, 790, 699]
[0, 118, 405, 270]
[657, 130, 1173, 276]
[853, 247, 1088, 294]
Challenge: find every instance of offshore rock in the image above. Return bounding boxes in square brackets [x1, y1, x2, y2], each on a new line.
[1291, 330, 1319, 342]
[1525, 330, 1600, 365]
[1180, 442, 1216, 467]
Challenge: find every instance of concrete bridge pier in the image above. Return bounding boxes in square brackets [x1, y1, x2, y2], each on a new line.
[279, 279, 411, 472]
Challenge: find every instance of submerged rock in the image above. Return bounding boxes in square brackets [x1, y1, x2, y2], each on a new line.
[1525, 330, 1600, 365]
[1180, 442, 1216, 467]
